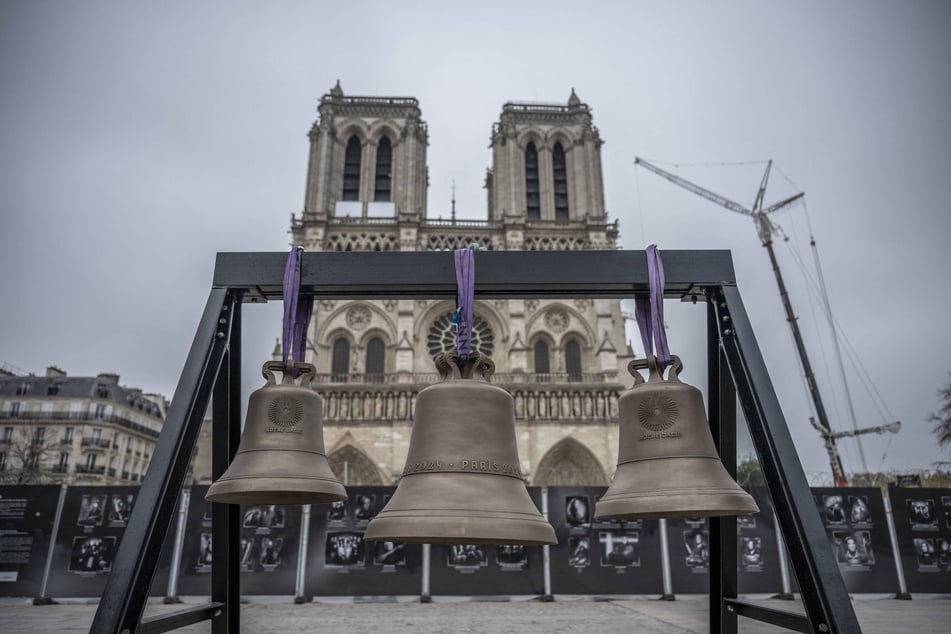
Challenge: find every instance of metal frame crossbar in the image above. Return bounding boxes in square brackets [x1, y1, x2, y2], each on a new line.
[91, 250, 860, 633]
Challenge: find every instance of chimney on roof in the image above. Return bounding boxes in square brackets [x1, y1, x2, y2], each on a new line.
[46, 366, 67, 378]
[97, 372, 120, 384]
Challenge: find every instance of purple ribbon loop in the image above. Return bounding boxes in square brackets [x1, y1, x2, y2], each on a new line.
[635, 244, 671, 371]
[282, 246, 314, 377]
[453, 248, 475, 360]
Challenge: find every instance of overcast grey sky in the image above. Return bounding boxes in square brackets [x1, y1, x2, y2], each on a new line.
[1, 1, 949, 482]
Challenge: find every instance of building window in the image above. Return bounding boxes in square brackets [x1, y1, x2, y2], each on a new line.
[85, 453, 97, 469]
[58, 452, 69, 468]
[565, 339, 582, 382]
[553, 142, 569, 220]
[0, 452, 6, 471]
[365, 337, 385, 383]
[36, 427, 45, 441]
[534, 341, 550, 376]
[15, 383, 30, 396]
[525, 142, 540, 220]
[10, 402, 20, 417]
[63, 427, 74, 443]
[94, 404, 106, 419]
[331, 338, 351, 382]
[2, 427, 12, 443]
[342, 135, 362, 202]
[91, 428, 101, 441]
[26, 454, 39, 470]
[374, 136, 392, 202]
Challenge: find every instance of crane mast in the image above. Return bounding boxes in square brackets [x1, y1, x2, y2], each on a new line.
[634, 157, 899, 487]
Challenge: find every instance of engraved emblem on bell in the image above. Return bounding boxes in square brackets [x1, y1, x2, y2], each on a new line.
[595, 355, 758, 520]
[365, 352, 557, 545]
[267, 397, 303, 428]
[638, 395, 678, 431]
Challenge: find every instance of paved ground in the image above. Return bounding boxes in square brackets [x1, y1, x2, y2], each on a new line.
[0, 596, 949, 633]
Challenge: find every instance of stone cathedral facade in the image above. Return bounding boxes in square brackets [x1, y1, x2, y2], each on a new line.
[290, 83, 631, 487]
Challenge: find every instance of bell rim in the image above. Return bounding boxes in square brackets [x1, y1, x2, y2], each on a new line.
[365, 515, 557, 546]
[205, 477, 347, 506]
[594, 490, 759, 520]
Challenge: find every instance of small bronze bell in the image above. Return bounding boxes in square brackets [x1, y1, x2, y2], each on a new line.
[365, 352, 556, 545]
[206, 361, 347, 506]
[595, 355, 758, 520]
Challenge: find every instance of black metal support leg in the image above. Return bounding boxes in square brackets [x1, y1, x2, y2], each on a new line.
[708, 298, 738, 634]
[92, 288, 233, 633]
[211, 300, 242, 633]
[717, 286, 860, 633]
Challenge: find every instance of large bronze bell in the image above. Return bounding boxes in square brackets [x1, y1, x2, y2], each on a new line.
[595, 355, 758, 520]
[206, 361, 347, 506]
[365, 352, 556, 545]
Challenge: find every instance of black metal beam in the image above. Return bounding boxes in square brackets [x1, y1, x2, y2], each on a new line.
[708, 298, 739, 634]
[716, 286, 860, 633]
[724, 599, 810, 633]
[211, 301, 242, 633]
[213, 250, 735, 300]
[139, 603, 225, 634]
[91, 288, 233, 633]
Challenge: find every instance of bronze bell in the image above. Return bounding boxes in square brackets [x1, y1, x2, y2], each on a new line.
[595, 355, 758, 520]
[365, 352, 556, 545]
[206, 361, 347, 506]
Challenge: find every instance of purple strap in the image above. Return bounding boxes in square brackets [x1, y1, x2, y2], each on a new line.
[453, 248, 475, 359]
[634, 244, 671, 370]
[282, 246, 313, 377]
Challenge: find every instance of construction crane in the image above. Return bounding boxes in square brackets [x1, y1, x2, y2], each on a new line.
[634, 157, 900, 487]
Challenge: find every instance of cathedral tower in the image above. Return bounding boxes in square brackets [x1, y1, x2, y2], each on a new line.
[290, 85, 627, 488]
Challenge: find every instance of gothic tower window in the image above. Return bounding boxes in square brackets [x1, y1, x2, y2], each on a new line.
[365, 337, 385, 383]
[565, 339, 582, 382]
[342, 135, 362, 201]
[525, 142, 540, 220]
[374, 136, 392, 202]
[534, 340, 550, 376]
[331, 338, 351, 382]
[553, 142, 569, 220]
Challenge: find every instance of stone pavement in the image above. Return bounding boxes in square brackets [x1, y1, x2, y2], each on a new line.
[0, 596, 949, 633]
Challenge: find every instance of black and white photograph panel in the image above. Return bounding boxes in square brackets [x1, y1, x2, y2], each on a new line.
[907, 499, 938, 529]
[937, 538, 951, 567]
[497, 544, 528, 568]
[259, 537, 283, 569]
[327, 500, 346, 522]
[243, 505, 285, 529]
[569, 536, 590, 569]
[447, 544, 487, 568]
[69, 536, 115, 574]
[565, 496, 590, 527]
[77, 494, 107, 526]
[325, 532, 366, 567]
[684, 529, 710, 569]
[942, 497, 951, 529]
[107, 493, 134, 525]
[848, 495, 871, 525]
[353, 494, 376, 522]
[373, 541, 406, 567]
[914, 538, 937, 568]
[197, 533, 213, 569]
[740, 536, 763, 570]
[599, 531, 640, 568]
[833, 531, 874, 567]
[823, 495, 847, 525]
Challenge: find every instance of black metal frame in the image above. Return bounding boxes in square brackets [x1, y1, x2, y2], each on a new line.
[91, 250, 860, 633]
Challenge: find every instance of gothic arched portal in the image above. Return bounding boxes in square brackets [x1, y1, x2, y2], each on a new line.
[327, 445, 385, 486]
[532, 437, 607, 486]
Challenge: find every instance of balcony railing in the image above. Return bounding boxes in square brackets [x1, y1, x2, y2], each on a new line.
[312, 371, 616, 385]
[75, 465, 106, 475]
[107, 468, 116, 477]
[0, 410, 160, 438]
[52, 465, 69, 473]
[81, 437, 112, 449]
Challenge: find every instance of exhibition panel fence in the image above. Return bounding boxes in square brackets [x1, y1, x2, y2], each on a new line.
[1, 485, 948, 599]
